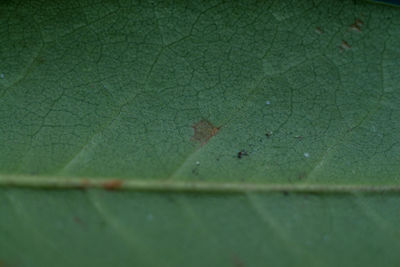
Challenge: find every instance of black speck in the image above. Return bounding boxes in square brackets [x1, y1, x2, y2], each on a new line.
[237, 150, 248, 159]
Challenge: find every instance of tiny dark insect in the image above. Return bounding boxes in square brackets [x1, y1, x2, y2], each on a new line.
[265, 131, 272, 138]
[237, 150, 248, 159]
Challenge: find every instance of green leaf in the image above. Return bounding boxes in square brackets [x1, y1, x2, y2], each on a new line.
[1, 0, 400, 266]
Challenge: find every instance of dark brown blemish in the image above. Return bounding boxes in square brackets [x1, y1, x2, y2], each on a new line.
[315, 27, 323, 34]
[191, 119, 219, 145]
[102, 180, 123, 190]
[350, 23, 361, 32]
[231, 254, 245, 267]
[265, 131, 272, 138]
[237, 150, 248, 159]
[340, 40, 351, 50]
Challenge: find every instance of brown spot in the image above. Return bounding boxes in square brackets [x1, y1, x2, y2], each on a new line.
[231, 254, 245, 267]
[73, 216, 86, 228]
[79, 179, 91, 189]
[0, 260, 13, 267]
[350, 24, 361, 32]
[340, 40, 351, 50]
[315, 27, 323, 34]
[265, 131, 272, 138]
[191, 119, 219, 145]
[297, 172, 306, 180]
[350, 18, 363, 32]
[102, 180, 123, 190]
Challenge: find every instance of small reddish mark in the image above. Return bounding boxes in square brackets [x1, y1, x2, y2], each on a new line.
[191, 119, 220, 145]
[102, 180, 123, 190]
[73, 216, 82, 224]
[73, 216, 87, 228]
[231, 254, 245, 267]
[0, 260, 12, 267]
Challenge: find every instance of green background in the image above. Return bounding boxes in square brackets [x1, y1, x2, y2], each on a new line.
[1, 0, 400, 266]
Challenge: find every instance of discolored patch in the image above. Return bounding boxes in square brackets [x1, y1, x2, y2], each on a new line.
[340, 40, 351, 50]
[350, 19, 363, 32]
[102, 179, 123, 190]
[297, 172, 306, 180]
[231, 254, 245, 267]
[79, 179, 91, 189]
[73, 216, 87, 228]
[191, 119, 219, 145]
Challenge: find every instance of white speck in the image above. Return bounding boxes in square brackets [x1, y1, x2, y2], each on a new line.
[0, 73, 4, 79]
[147, 213, 153, 221]
[304, 152, 310, 158]
[265, 100, 270, 105]
[196, 161, 200, 166]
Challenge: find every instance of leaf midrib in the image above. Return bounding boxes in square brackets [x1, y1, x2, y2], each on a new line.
[1, 174, 400, 194]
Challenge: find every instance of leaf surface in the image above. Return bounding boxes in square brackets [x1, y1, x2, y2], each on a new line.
[0, 0, 400, 266]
